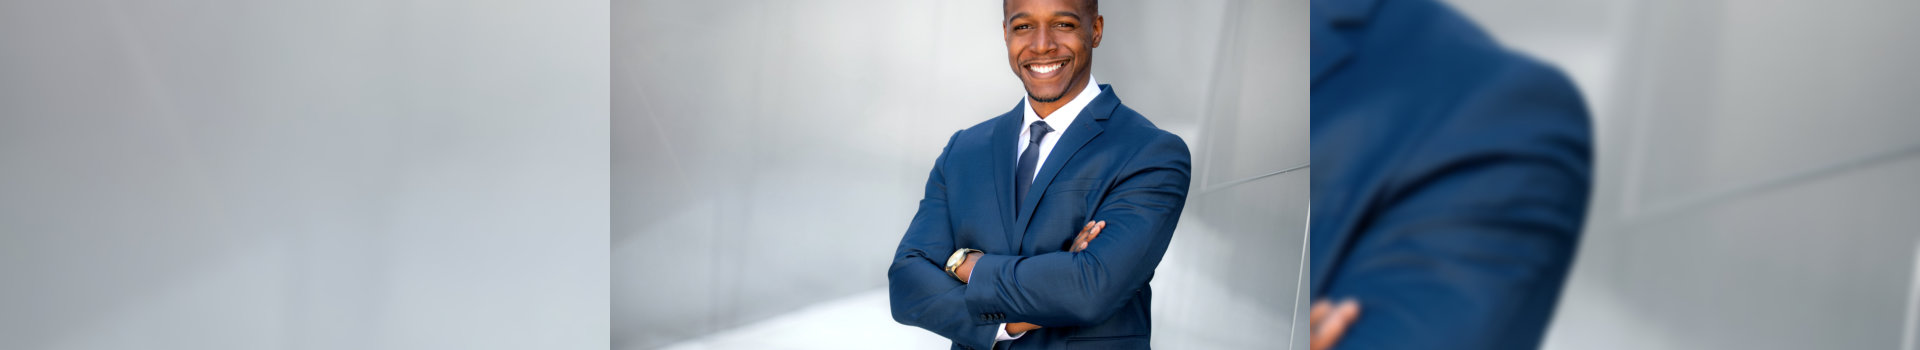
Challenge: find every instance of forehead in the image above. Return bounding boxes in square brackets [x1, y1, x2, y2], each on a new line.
[1004, 0, 1091, 19]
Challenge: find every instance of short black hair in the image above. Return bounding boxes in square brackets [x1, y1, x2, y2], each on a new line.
[1003, 0, 1099, 15]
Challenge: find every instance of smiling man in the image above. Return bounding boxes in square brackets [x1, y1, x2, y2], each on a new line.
[886, 0, 1192, 349]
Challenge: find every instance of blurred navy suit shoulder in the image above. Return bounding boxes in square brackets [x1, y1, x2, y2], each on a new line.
[1310, 0, 1595, 349]
[888, 85, 1191, 350]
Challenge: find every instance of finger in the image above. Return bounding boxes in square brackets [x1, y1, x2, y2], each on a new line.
[1311, 300, 1361, 350]
[1082, 221, 1098, 246]
[1309, 300, 1329, 324]
[1081, 222, 1104, 249]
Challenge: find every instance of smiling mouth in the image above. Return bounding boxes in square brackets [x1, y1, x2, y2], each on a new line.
[1025, 60, 1068, 75]
[1029, 62, 1062, 74]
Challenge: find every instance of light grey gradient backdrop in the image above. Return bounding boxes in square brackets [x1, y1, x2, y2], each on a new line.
[0, 0, 609, 349]
[1445, 0, 1920, 349]
[616, 0, 1306, 349]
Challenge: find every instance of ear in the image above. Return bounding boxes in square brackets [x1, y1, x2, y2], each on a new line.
[1090, 15, 1104, 48]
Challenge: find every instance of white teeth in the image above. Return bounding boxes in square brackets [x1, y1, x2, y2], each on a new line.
[1028, 63, 1061, 74]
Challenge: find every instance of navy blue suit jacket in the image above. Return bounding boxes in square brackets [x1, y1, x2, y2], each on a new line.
[1311, 0, 1594, 349]
[889, 85, 1191, 350]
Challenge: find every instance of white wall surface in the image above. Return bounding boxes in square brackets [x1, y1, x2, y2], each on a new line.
[0, 0, 610, 348]
[1446, 0, 1920, 348]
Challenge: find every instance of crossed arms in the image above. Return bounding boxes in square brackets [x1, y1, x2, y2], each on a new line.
[888, 132, 1190, 349]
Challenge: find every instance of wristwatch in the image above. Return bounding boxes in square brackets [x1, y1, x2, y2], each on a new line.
[945, 248, 982, 281]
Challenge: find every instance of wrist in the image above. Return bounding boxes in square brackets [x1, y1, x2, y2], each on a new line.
[944, 248, 981, 281]
[959, 252, 983, 283]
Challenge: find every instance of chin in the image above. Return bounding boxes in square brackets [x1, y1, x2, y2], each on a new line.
[1025, 85, 1070, 103]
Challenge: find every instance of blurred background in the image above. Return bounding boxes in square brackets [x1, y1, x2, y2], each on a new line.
[1440, 0, 1920, 349]
[0, 0, 609, 349]
[616, 0, 1306, 349]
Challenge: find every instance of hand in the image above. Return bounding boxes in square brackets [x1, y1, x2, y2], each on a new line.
[1007, 322, 1041, 335]
[1310, 298, 1361, 350]
[1069, 220, 1106, 252]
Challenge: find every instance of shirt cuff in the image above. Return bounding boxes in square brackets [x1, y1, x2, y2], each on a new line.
[995, 323, 1027, 341]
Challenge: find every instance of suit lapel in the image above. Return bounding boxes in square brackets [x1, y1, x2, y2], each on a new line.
[991, 103, 1022, 253]
[1012, 87, 1118, 253]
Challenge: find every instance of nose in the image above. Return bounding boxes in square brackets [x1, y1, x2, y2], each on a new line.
[1029, 26, 1058, 55]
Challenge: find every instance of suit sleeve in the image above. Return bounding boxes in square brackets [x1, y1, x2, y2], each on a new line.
[962, 132, 1192, 327]
[1328, 60, 1594, 350]
[888, 131, 1000, 349]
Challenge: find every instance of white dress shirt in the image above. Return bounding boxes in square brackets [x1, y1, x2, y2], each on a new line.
[1016, 76, 1101, 184]
[996, 76, 1102, 344]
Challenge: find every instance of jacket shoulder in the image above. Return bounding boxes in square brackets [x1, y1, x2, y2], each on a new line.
[1102, 104, 1192, 166]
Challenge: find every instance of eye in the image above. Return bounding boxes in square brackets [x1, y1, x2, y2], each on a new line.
[1055, 22, 1075, 29]
[1013, 24, 1031, 30]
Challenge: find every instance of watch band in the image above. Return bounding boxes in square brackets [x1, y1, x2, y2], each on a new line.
[945, 248, 982, 280]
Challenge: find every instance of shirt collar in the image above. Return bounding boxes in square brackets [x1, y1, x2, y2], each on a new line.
[1021, 76, 1101, 135]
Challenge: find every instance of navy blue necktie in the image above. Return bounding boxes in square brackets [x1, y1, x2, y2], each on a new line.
[1015, 120, 1054, 213]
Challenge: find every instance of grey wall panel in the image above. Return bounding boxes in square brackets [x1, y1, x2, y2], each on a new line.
[1151, 170, 1308, 349]
[1091, 0, 1232, 134]
[1194, 0, 1311, 187]
[1551, 153, 1920, 350]
[1618, 1, 1920, 215]
[1444, 0, 1920, 349]
[0, 0, 610, 349]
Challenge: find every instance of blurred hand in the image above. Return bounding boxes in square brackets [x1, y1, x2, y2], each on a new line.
[1007, 322, 1041, 336]
[1310, 299, 1361, 350]
[1070, 220, 1105, 252]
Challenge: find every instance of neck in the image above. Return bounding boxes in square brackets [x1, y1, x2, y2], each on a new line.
[1030, 76, 1090, 119]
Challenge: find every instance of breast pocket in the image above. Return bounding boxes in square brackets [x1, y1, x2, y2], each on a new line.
[1037, 178, 1100, 216]
[1030, 178, 1102, 252]
[1044, 178, 1100, 196]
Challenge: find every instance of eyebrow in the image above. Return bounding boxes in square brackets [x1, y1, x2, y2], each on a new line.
[1006, 11, 1082, 25]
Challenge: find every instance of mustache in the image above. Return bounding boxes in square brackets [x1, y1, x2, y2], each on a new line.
[1020, 57, 1072, 66]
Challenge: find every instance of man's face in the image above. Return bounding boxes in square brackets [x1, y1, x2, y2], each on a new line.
[1004, 0, 1101, 103]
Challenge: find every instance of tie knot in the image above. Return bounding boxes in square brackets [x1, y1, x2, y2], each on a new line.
[1027, 121, 1053, 144]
